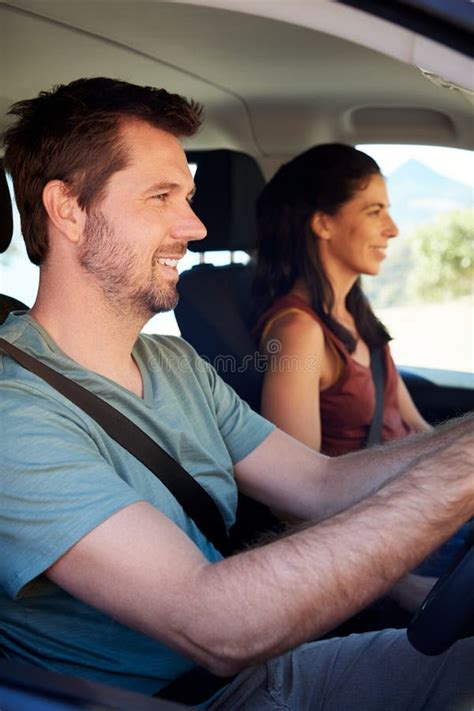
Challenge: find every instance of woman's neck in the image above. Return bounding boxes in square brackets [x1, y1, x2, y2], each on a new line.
[292, 270, 357, 318]
[291, 273, 359, 342]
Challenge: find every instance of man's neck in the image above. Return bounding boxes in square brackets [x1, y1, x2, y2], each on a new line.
[29, 283, 147, 397]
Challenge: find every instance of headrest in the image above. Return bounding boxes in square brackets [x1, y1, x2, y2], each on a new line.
[0, 163, 14, 254]
[186, 150, 265, 253]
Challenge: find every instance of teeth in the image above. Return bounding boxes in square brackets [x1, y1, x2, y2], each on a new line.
[157, 258, 179, 267]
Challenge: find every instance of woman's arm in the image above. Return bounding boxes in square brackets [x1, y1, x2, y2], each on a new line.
[397, 375, 432, 432]
[260, 311, 326, 450]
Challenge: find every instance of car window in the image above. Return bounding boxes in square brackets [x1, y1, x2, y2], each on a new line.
[359, 144, 473, 381]
[0, 175, 39, 308]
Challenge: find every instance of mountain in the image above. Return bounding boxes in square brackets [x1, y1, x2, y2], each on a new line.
[386, 159, 473, 232]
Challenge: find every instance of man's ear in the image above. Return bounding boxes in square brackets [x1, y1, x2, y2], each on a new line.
[310, 211, 332, 241]
[42, 180, 86, 243]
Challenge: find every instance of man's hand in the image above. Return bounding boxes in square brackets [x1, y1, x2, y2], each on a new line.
[234, 414, 474, 522]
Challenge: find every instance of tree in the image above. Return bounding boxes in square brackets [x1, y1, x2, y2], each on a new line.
[408, 208, 474, 301]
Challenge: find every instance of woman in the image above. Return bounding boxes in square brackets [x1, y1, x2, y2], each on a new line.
[253, 143, 430, 455]
[253, 144, 466, 612]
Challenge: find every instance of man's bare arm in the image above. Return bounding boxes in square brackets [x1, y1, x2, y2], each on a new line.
[47, 428, 473, 677]
[234, 413, 473, 522]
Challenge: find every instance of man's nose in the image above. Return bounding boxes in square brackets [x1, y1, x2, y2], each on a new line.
[173, 203, 207, 243]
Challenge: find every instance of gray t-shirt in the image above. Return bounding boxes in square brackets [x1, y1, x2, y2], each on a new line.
[0, 312, 273, 695]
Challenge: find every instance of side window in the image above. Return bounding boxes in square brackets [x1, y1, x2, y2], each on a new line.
[0, 175, 39, 308]
[358, 145, 473, 383]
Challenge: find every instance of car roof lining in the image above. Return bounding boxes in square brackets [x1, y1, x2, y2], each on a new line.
[1, 0, 473, 163]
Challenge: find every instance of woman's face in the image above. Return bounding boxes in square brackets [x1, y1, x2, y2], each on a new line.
[315, 173, 399, 278]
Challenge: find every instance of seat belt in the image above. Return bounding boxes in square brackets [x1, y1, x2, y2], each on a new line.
[1, 337, 237, 704]
[365, 347, 386, 448]
[0, 338, 231, 557]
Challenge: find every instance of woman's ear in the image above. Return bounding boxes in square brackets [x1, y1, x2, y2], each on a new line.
[42, 180, 86, 244]
[310, 211, 332, 241]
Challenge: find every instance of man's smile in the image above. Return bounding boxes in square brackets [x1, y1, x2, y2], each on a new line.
[156, 257, 180, 268]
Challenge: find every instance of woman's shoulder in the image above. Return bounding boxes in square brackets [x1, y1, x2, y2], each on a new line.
[261, 304, 325, 355]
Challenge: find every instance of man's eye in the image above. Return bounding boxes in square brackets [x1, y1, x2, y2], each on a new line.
[369, 209, 381, 217]
[152, 193, 169, 202]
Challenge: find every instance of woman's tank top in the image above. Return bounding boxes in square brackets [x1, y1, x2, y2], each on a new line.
[256, 294, 413, 456]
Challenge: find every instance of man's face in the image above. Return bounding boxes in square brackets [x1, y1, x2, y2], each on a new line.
[78, 120, 206, 317]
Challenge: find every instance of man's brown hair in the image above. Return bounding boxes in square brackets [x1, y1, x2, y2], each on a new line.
[3, 77, 203, 265]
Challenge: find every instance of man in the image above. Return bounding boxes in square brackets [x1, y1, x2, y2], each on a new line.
[0, 77, 473, 710]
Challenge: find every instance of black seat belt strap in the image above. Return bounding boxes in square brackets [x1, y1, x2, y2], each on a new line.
[0, 338, 230, 556]
[365, 347, 386, 448]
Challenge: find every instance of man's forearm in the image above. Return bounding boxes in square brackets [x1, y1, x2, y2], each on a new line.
[189, 432, 473, 674]
[317, 413, 474, 521]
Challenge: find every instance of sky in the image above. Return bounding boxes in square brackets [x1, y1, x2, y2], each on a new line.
[359, 144, 474, 187]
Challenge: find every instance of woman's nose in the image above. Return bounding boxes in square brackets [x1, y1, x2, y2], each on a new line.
[386, 214, 399, 238]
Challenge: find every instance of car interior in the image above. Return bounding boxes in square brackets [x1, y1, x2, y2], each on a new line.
[0, 0, 473, 707]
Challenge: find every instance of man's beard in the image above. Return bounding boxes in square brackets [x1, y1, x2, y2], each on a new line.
[79, 211, 179, 317]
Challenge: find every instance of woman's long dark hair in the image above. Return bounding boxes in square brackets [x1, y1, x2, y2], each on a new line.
[253, 143, 391, 352]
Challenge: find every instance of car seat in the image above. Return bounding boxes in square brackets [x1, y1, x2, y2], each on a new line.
[176, 151, 284, 547]
[0, 164, 29, 323]
[175, 150, 265, 412]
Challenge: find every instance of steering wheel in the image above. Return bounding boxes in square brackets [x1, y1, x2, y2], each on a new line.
[407, 522, 474, 655]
